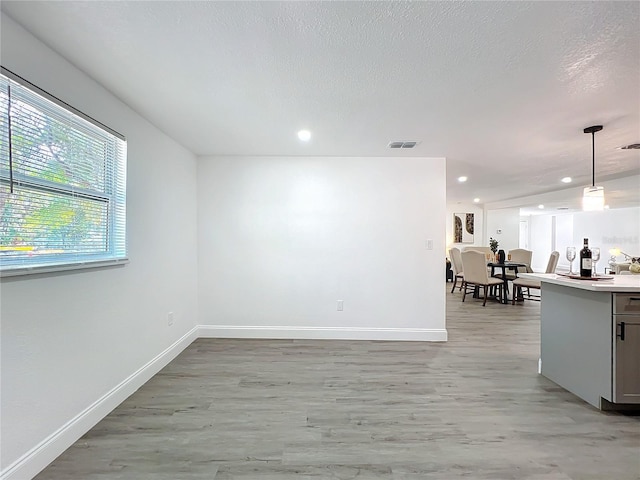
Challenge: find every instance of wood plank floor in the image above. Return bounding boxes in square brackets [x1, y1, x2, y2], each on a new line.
[35, 285, 640, 479]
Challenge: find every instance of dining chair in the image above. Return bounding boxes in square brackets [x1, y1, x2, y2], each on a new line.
[462, 246, 493, 257]
[461, 250, 504, 306]
[512, 251, 559, 304]
[489, 248, 527, 295]
[449, 247, 464, 293]
[502, 248, 533, 283]
[507, 248, 533, 271]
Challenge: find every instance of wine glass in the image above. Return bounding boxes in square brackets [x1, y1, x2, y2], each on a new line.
[592, 247, 600, 276]
[566, 247, 576, 275]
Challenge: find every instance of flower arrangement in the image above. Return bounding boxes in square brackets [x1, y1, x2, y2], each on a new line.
[489, 237, 499, 254]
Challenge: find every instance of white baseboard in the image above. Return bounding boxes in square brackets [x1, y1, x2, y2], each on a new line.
[1, 326, 199, 480]
[198, 325, 448, 342]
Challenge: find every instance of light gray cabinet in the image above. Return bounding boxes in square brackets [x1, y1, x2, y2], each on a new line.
[540, 285, 640, 410]
[613, 294, 640, 404]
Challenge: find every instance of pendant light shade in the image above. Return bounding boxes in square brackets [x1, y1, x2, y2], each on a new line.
[583, 185, 605, 211]
[582, 125, 604, 211]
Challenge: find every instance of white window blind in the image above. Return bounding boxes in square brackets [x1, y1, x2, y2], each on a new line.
[0, 68, 127, 275]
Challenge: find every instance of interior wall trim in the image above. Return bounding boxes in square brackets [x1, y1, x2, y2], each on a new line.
[197, 325, 448, 342]
[1, 326, 200, 480]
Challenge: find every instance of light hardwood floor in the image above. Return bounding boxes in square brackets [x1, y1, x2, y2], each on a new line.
[35, 284, 640, 479]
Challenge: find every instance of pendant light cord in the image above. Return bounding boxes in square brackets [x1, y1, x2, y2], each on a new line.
[591, 131, 595, 187]
[584, 125, 602, 188]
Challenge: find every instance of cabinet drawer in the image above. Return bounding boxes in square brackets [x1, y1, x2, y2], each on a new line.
[614, 294, 640, 314]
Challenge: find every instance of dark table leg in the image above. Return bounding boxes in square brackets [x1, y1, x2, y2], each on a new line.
[491, 265, 508, 304]
[502, 277, 509, 304]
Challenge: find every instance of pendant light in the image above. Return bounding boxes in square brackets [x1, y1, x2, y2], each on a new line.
[582, 125, 604, 211]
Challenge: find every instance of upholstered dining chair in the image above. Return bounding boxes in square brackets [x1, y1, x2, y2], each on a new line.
[461, 250, 504, 306]
[449, 247, 464, 293]
[512, 251, 560, 304]
[462, 246, 493, 257]
[503, 248, 533, 282]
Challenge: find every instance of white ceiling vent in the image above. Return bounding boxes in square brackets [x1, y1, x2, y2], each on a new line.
[388, 141, 419, 149]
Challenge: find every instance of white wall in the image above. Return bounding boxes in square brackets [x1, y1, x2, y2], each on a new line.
[528, 215, 554, 272]
[553, 214, 574, 272]
[526, 207, 640, 273]
[197, 155, 446, 341]
[0, 15, 199, 478]
[445, 203, 483, 254]
[572, 207, 640, 270]
[485, 208, 520, 253]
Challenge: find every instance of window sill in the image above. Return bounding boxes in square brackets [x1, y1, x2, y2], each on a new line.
[0, 258, 129, 278]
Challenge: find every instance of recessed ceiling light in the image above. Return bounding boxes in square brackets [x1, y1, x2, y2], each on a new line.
[297, 130, 311, 142]
[458, 176, 468, 183]
[473, 198, 480, 203]
[604, 204, 610, 209]
[561, 177, 572, 183]
[538, 204, 545, 209]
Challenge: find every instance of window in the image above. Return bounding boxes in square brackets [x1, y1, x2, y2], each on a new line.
[0, 68, 127, 276]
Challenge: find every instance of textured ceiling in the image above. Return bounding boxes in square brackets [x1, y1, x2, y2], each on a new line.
[1, 1, 639, 209]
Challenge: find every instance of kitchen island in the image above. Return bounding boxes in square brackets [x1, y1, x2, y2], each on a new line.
[526, 274, 640, 410]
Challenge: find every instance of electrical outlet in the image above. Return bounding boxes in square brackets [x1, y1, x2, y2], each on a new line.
[337, 300, 344, 311]
[426, 239, 433, 250]
[167, 311, 174, 326]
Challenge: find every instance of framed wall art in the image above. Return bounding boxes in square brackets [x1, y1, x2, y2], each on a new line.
[453, 212, 474, 243]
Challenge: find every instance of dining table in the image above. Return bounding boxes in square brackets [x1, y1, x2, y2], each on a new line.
[487, 261, 527, 304]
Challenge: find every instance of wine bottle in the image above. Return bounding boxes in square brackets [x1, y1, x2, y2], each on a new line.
[580, 238, 592, 277]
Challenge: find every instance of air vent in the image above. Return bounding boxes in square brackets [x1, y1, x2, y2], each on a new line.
[619, 143, 640, 150]
[388, 141, 419, 149]
[557, 207, 570, 210]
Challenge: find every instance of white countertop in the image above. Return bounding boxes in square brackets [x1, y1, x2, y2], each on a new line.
[519, 273, 640, 292]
